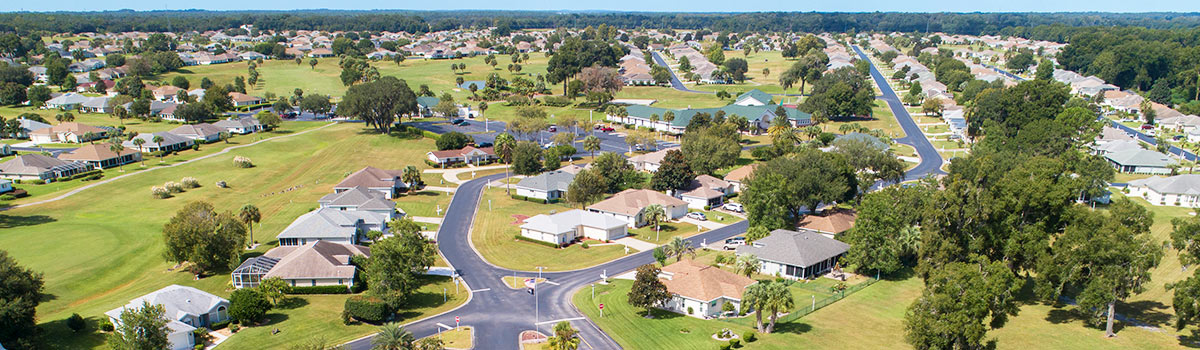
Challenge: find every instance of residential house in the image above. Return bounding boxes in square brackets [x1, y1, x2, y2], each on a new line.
[1126, 174, 1200, 207]
[732, 89, 773, 106]
[1093, 139, 1142, 156]
[80, 96, 112, 114]
[152, 85, 185, 101]
[44, 93, 92, 110]
[676, 174, 732, 209]
[735, 229, 850, 280]
[170, 124, 224, 143]
[514, 170, 575, 201]
[587, 189, 689, 228]
[426, 146, 496, 166]
[10, 118, 52, 139]
[124, 132, 194, 153]
[58, 144, 142, 169]
[213, 116, 263, 134]
[1095, 125, 1136, 145]
[628, 147, 677, 172]
[614, 103, 811, 134]
[520, 209, 629, 245]
[232, 241, 370, 290]
[105, 285, 229, 350]
[1159, 115, 1200, 133]
[228, 92, 265, 107]
[333, 167, 409, 199]
[416, 96, 441, 117]
[0, 154, 94, 180]
[1104, 148, 1175, 174]
[28, 122, 109, 143]
[797, 209, 857, 236]
[659, 259, 756, 319]
[0, 179, 12, 194]
[308, 48, 334, 57]
[276, 208, 389, 246]
[318, 186, 404, 220]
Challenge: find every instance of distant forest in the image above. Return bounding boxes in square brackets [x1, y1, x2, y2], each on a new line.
[2, 10, 1200, 36]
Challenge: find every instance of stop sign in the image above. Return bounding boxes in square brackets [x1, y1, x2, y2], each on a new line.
[455, 316, 460, 323]
[599, 303, 604, 310]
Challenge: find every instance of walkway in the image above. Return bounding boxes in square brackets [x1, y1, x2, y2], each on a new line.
[1, 123, 336, 211]
[424, 164, 511, 185]
[613, 237, 657, 252]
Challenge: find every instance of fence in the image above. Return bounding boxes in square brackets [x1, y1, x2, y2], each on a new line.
[722, 277, 879, 326]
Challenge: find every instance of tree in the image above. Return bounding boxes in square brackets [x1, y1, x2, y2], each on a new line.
[734, 254, 760, 278]
[173, 102, 211, 124]
[643, 204, 668, 242]
[651, 65, 671, 85]
[652, 247, 668, 266]
[229, 288, 272, 324]
[591, 152, 640, 193]
[299, 94, 333, 116]
[201, 85, 233, 114]
[161, 201, 246, 274]
[831, 138, 906, 187]
[742, 149, 857, 230]
[742, 282, 769, 333]
[745, 225, 770, 243]
[259, 277, 291, 306]
[107, 143, 127, 171]
[309, 58, 318, 69]
[842, 185, 928, 276]
[762, 281, 794, 333]
[904, 258, 1019, 350]
[366, 219, 437, 306]
[27, 85, 51, 107]
[1148, 79, 1171, 105]
[150, 135, 165, 161]
[511, 141, 543, 175]
[1035, 207, 1162, 337]
[436, 132, 471, 151]
[0, 250, 44, 349]
[256, 110, 282, 129]
[801, 67, 873, 122]
[543, 148, 561, 170]
[371, 323, 415, 350]
[665, 236, 696, 262]
[238, 204, 262, 245]
[566, 169, 606, 208]
[1035, 59, 1054, 81]
[401, 166, 422, 191]
[723, 58, 749, 83]
[649, 149, 693, 194]
[681, 128, 740, 175]
[921, 98, 944, 117]
[339, 76, 418, 134]
[627, 264, 672, 314]
[582, 135, 601, 158]
[547, 321, 580, 350]
[108, 301, 170, 350]
[67, 312, 86, 333]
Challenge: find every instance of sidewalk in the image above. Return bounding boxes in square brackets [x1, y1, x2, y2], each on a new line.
[679, 217, 727, 230]
[412, 216, 443, 224]
[613, 237, 657, 252]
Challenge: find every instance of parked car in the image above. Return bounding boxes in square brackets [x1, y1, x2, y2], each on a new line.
[1141, 124, 1155, 130]
[723, 237, 746, 250]
[451, 119, 465, 125]
[723, 203, 744, 213]
[548, 125, 557, 132]
[686, 212, 708, 221]
[598, 125, 615, 132]
[459, 121, 470, 126]
[635, 144, 645, 151]
[542, 142, 555, 149]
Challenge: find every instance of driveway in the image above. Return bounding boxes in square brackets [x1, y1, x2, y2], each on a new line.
[613, 237, 657, 252]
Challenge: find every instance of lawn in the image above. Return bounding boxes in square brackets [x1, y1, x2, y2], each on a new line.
[614, 86, 728, 109]
[0, 106, 185, 135]
[469, 188, 628, 271]
[891, 143, 918, 158]
[0, 122, 450, 349]
[395, 190, 453, 218]
[628, 221, 706, 245]
[424, 325, 473, 349]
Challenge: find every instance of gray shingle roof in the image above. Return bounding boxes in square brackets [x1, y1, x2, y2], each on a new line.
[735, 229, 849, 267]
[515, 170, 575, 192]
[277, 208, 386, 240]
[1104, 148, 1174, 168]
[1128, 174, 1200, 195]
[520, 209, 627, 233]
[104, 285, 228, 325]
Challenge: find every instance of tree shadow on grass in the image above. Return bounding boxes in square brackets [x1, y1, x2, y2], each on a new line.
[40, 316, 107, 350]
[1120, 300, 1173, 329]
[772, 320, 813, 335]
[1178, 329, 1200, 348]
[0, 213, 56, 229]
[276, 297, 309, 310]
[1046, 307, 1085, 325]
[255, 312, 291, 327]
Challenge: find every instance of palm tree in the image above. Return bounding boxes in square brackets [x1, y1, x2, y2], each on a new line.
[83, 131, 95, 144]
[582, 135, 601, 159]
[402, 165, 422, 192]
[151, 135, 164, 162]
[743, 283, 769, 333]
[371, 323, 415, 350]
[220, 131, 231, 144]
[804, 126, 821, 140]
[494, 132, 516, 193]
[239, 204, 262, 246]
[643, 204, 667, 242]
[132, 138, 146, 166]
[666, 236, 695, 262]
[764, 282, 795, 334]
[109, 142, 126, 172]
[734, 254, 760, 278]
[547, 321, 580, 350]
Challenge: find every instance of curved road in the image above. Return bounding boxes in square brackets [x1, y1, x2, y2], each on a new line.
[851, 45, 945, 180]
[345, 174, 749, 350]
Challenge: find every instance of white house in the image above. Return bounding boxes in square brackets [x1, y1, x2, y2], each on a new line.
[735, 229, 850, 280]
[213, 116, 263, 134]
[318, 185, 404, 220]
[587, 189, 688, 228]
[676, 175, 732, 209]
[426, 146, 496, 166]
[519, 209, 629, 246]
[1103, 148, 1175, 175]
[659, 259, 756, 319]
[1126, 174, 1200, 207]
[628, 147, 677, 172]
[276, 208, 389, 246]
[105, 285, 230, 350]
[514, 170, 575, 201]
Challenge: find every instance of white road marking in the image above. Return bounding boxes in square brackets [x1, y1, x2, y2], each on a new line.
[437, 323, 454, 330]
[471, 288, 491, 292]
[544, 280, 561, 286]
[535, 317, 586, 325]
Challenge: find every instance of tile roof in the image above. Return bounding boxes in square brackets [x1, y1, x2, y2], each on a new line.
[58, 143, 140, 162]
[587, 189, 687, 217]
[660, 259, 756, 301]
[797, 209, 857, 234]
[736, 229, 850, 267]
[335, 167, 405, 189]
[263, 241, 370, 281]
[722, 163, 761, 183]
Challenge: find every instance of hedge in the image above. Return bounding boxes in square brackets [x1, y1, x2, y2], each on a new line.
[209, 320, 231, 330]
[344, 295, 392, 324]
[513, 235, 562, 249]
[510, 194, 559, 204]
[288, 285, 351, 295]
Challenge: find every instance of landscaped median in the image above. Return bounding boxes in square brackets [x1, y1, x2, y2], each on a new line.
[470, 188, 628, 271]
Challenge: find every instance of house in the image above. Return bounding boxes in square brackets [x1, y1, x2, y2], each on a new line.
[80, 96, 112, 114]
[232, 241, 370, 290]
[213, 116, 263, 134]
[124, 132, 194, 153]
[0, 179, 12, 194]
[104, 285, 229, 350]
[614, 104, 811, 134]
[308, 48, 334, 57]
[333, 167, 409, 199]
[0, 144, 10, 156]
[29, 122, 108, 143]
[44, 92, 92, 110]
[659, 259, 756, 319]
[416, 96, 441, 117]
[170, 123, 224, 143]
[1159, 115, 1200, 133]
[58, 143, 142, 169]
[1104, 148, 1174, 174]
[676, 175, 732, 209]
[1093, 139, 1142, 156]
[426, 146, 496, 166]
[520, 209, 629, 245]
[228, 92, 265, 107]
[735, 229, 850, 280]
[1126, 175, 1200, 207]
[0, 154, 94, 180]
[10, 118, 52, 139]
[276, 208, 389, 246]
[514, 170, 575, 201]
[587, 189, 689, 228]
[722, 163, 760, 193]
[628, 147, 677, 172]
[732, 89, 773, 106]
[1096, 125, 1136, 145]
[318, 186, 404, 219]
[797, 209, 857, 236]
[152, 85, 185, 101]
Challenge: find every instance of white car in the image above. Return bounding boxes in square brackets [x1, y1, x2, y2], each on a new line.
[686, 212, 708, 221]
[723, 203, 744, 213]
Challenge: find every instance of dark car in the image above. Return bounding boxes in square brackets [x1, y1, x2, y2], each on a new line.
[476, 142, 493, 148]
[451, 119, 465, 125]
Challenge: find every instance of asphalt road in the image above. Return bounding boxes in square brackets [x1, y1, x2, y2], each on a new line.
[344, 174, 749, 350]
[852, 45, 946, 181]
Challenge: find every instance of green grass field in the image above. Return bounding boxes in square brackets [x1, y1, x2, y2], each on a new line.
[0, 106, 186, 136]
[0, 123, 456, 349]
[628, 221, 705, 245]
[470, 188, 628, 271]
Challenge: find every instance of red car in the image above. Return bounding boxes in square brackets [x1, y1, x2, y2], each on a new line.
[599, 126, 615, 132]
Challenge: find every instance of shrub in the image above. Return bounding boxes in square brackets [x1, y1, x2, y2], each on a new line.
[28, 179, 46, 185]
[714, 254, 727, 265]
[98, 319, 114, 332]
[67, 313, 86, 332]
[687, 306, 694, 315]
[742, 332, 756, 342]
[0, 194, 15, 201]
[344, 295, 392, 324]
[722, 302, 735, 313]
[513, 235, 562, 248]
[719, 344, 731, 350]
[288, 285, 351, 294]
[581, 241, 590, 249]
[210, 320, 230, 330]
[193, 328, 212, 345]
[233, 155, 253, 168]
[541, 96, 572, 107]
[164, 181, 184, 193]
[729, 339, 741, 348]
[341, 309, 355, 325]
[181, 177, 200, 189]
[230, 324, 240, 333]
[229, 288, 272, 324]
[151, 186, 171, 199]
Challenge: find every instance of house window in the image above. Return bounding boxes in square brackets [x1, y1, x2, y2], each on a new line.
[311, 280, 317, 286]
[338, 279, 344, 285]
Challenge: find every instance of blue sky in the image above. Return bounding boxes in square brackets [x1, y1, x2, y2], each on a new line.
[2, 0, 1198, 13]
